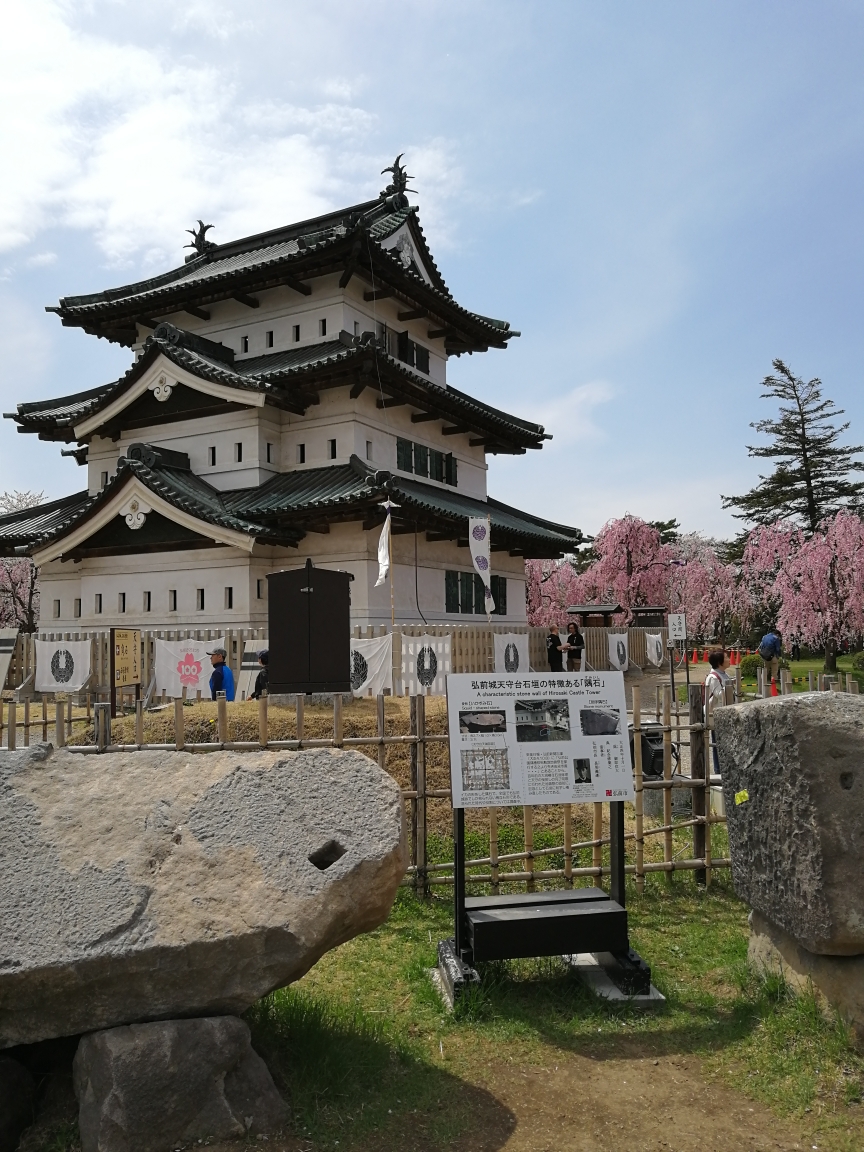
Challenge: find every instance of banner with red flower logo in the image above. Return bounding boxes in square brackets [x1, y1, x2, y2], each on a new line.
[154, 636, 225, 698]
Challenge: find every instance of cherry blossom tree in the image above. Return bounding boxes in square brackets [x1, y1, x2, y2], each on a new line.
[525, 558, 583, 626]
[0, 490, 43, 632]
[668, 533, 738, 642]
[573, 515, 673, 621]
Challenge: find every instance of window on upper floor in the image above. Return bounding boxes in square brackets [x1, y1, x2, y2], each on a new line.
[196, 588, 205, 611]
[95, 594, 102, 614]
[328, 438, 337, 460]
[53, 599, 60, 618]
[392, 330, 429, 375]
[445, 572, 507, 616]
[208, 446, 216, 467]
[366, 440, 373, 460]
[118, 592, 126, 614]
[266, 442, 273, 464]
[225, 586, 233, 610]
[143, 591, 151, 612]
[257, 579, 265, 599]
[73, 598, 81, 619]
[297, 443, 306, 464]
[266, 330, 274, 348]
[241, 336, 249, 353]
[293, 324, 300, 342]
[396, 438, 456, 486]
[168, 589, 177, 612]
[354, 321, 360, 337]
[100, 471, 108, 489]
[235, 442, 243, 463]
[319, 318, 327, 337]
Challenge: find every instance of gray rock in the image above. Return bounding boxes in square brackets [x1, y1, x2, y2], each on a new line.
[715, 693, 864, 955]
[0, 744, 406, 1047]
[74, 1016, 288, 1152]
[0, 1057, 35, 1152]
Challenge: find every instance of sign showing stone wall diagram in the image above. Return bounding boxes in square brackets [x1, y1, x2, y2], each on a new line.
[446, 671, 634, 808]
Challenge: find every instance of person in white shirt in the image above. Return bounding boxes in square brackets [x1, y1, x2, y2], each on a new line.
[705, 648, 732, 772]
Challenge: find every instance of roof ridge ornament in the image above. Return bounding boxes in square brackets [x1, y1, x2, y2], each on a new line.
[184, 219, 216, 257]
[379, 154, 416, 210]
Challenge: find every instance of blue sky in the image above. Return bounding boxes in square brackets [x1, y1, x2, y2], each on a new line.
[2, 0, 864, 538]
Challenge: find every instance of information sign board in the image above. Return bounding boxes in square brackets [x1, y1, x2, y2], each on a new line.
[111, 628, 141, 687]
[446, 672, 633, 809]
[668, 613, 687, 642]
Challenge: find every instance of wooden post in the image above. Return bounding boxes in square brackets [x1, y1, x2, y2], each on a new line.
[295, 694, 304, 742]
[490, 806, 500, 895]
[135, 698, 144, 745]
[416, 692, 427, 898]
[42, 698, 48, 742]
[7, 700, 16, 751]
[523, 805, 535, 892]
[174, 698, 185, 751]
[808, 670, 815, 692]
[23, 699, 29, 748]
[409, 696, 419, 891]
[689, 683, 706, 886]
[376, 694, 386, 772]
[592, 803, 603, 874]
[563, 803, 573, 888]
[704, 693, 714, 887]
[216, 692, 228, 743]
[662, 684, 673, 878]
[735, 662, 742, 700]
[67, 698, 73, 743]
[94, 702, 110, 751]
[846, 673, 854, 693]
[633, 685, 644, 894]
[333, 693, 343, 747]
[258, 695, 269, 747]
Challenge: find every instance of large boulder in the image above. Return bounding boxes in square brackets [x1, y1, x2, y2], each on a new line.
[0, 1057, 35, 1152]
[73, 1017, 288, 1152]
[715, 693, 864, 955]
[0, 744, 406, 1047]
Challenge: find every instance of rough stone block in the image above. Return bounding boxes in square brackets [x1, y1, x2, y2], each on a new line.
[0, 744, 406, 1046]
[715, 693, 864, 955]
[73, 1016, 288, 1152]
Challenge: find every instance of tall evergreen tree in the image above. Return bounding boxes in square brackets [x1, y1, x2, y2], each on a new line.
[721, 360, 864, 533]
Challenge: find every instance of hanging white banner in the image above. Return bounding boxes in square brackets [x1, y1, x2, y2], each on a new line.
[468, 516, 495, 619]
[375, 512, 391, 587]
[0, 629, 18, 694]
[607, 632, 629, 672]
[237, 641, 268, 700]
[401, 633, 451, 695]
[494, 632, 530, 674]
[35, 639, 92, 693]
[645, 633, 664, 668]
[350, 633, 393, 697]
[154, 636, 226, 698]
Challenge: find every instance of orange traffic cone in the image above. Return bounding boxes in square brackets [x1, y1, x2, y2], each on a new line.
[771, 677, 779, 697]
[703, 650, 709, 662]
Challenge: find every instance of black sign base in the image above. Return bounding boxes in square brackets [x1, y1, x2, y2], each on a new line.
[436, 937, 479, 1006]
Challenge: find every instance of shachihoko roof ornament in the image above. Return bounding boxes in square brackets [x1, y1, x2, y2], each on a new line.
[184, 220, 216, 257]
[379, 154, 415, 210]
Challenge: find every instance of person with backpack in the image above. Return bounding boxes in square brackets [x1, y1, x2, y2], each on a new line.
[207, 647, 236, 702]
[757, 629, 782, 684]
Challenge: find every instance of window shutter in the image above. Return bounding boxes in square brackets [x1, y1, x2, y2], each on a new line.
[445, 453, 457, 486]
[396, 438, 414, 472]
[413, 443, 429, 477]
[415, 345, 430, 374]
[492, 575, 507, 616]
[473, 573, 486, 614]
[445, 570, 460, 614]
[459, 571, 474, 614]
[397, 330, 414, 366]
[430, 449, 444, 482]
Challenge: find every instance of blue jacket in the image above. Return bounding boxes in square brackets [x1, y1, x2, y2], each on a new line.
[210, 662, 235, 701]
[759, 633, 782, 659]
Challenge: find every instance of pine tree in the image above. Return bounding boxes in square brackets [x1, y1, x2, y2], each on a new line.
[721, 360, 864, 533]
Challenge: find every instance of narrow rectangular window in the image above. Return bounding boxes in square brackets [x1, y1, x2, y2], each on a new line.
[266, 330, 274, 348]
[397, 330, 414, 366]
[445, 452, 457, 487]
[168, 589, 177, 612]
[297, 443, 306, 464]
[353, 321, 360, 337]
[366, 440, 373, 460]
[73, 598, 81, 619]
[459, 572, 474, 615]
[430, 449, 444, 483]
[473, 574, 486, 615]
[491, 575, 507, 616]
[328, 438, 336, 460]
[415, 344, 430, 374]
[208, 446, 216, 467]
[118, 592, 126, 614]
[396, 437, 413, 472]
[292, 324, 300, 342]
[143, 591, 151, 612]
[241, 335, 249, 353]
[100, 471, 108, 489]
[53, 599, 60, 618]
[224, 587, 233, 610]
[319, 318, 327, 337]
[235, 442, 243, 463]
[257, 579, 265, 599]
[413, 443, 429, 478]
[196, 588, 205, 611]
[445, 570, 459, 614]
[266, 442, 273, 464]
[95, 593, 102, 614]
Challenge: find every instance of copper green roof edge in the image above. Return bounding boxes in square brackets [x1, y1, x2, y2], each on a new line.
[11, 334, 544, 446]
[0, 490, 95, 551]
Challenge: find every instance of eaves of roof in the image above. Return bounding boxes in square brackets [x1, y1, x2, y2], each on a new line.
[0, 490, 95, 553]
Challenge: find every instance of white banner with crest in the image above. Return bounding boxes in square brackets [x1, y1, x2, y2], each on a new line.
[35, 639, 92, 693]
[645, 633, 665, 668]
[349, 633, 393, 697]
[154, 636, 226, 698]
[494, 632, 530, 675]
[607, 632, 629, 672]
[401, 634, 451, 695]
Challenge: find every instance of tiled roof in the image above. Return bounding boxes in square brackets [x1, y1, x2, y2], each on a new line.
[7, 326, 546, 450]
[0, 453, 581, 558]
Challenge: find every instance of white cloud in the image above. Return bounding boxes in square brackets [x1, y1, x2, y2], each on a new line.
[525, 381, 615, 446]
[25, 252, 57, 267]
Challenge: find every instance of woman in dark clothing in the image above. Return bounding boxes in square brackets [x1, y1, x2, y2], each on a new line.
[546, 625, 565, 672]
[251, 649, 269, 699]
[565, 621, 584, 671]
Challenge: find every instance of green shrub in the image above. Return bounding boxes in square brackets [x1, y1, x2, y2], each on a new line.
[852, 651, 864, 671]
[739, 652, 790, 678]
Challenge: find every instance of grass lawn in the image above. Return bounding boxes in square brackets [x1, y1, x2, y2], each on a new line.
[247, 878, 864, 1152]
